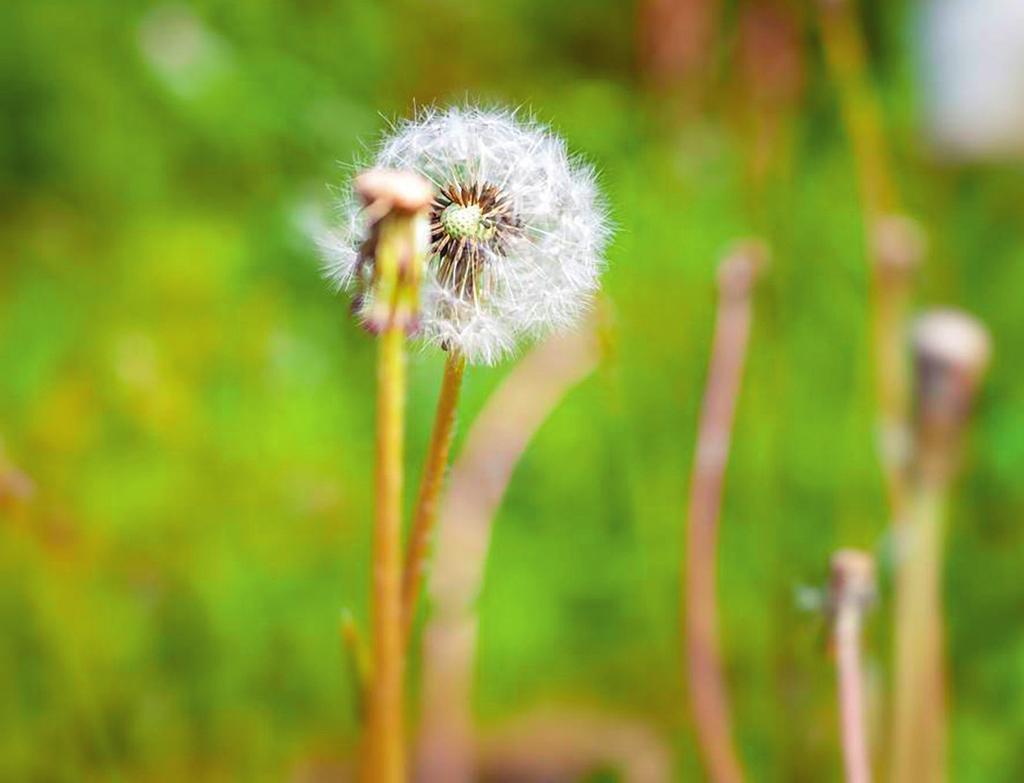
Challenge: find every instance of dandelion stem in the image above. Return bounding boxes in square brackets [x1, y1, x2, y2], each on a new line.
[684, 242, 764, 783]
[837, 599, 871, 783]
[830, 550, 876, 783]
[350, 168, 431, 782]
[891, 311, 990, 783]
[402, 350, 467, 643]
[818, 0, 919, 524]
[817, 0, 896, 219]
[364, 320, 407, 783]
[890, 481, 946, 783]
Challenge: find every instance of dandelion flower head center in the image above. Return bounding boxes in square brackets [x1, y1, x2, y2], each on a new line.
[439, 203, 486, 240]
[430, 181, 520, 298]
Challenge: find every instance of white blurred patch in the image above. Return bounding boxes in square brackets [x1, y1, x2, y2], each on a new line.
[921, 0, 1024, 159]
[794, 583, 827, 613]
[137, 4, 231, 98]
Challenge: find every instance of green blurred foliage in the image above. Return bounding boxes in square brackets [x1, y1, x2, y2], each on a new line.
[2, 0, 1023, 780]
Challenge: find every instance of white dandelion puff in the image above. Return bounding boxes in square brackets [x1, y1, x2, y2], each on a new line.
[320, 105, 612, 365]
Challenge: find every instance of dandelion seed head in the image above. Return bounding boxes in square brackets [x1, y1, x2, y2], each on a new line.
[321, 105, 611, 364]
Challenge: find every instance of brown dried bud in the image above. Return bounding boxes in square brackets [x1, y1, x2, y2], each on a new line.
[350, 169, 433, 335]
[354, 168, 433, 217]
[872, 214, 926, 279]
[912, 310, 991, 473]
[913, 310, 991, 419]
[830, 549, 876, 613]
[716, 239, 768, 300]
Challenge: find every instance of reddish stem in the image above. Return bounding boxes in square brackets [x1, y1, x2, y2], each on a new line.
[830, 550, 876, 783]
[684, 242, 764, 783]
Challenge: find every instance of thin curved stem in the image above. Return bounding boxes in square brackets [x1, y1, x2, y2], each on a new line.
[683, 244, 762, 783]
[402, 350, 466, 643]
[415, 329, 599, 782]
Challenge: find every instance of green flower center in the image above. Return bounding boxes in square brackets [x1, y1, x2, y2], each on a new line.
[439, 203, 485, 240]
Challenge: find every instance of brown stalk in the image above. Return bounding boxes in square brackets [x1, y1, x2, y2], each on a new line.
[402, 350, 467, 644]
[414, 327, 600, 783]
[637, 0, 720, 94]
[735, 0, 805, 221]
[683, 241, 765, 783]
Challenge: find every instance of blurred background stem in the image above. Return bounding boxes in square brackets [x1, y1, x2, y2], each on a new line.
[891, 311, 991, 783]
[890, 480, 945, 783]
[340, 609, 371, 723]
[402, 350, 466, 645]
[817, 0, 896, 218]
[831, 550, 876, 783]
[818, 0, 916, 524]
[415, 328, 599, 782]
[683, 242, 763, 783]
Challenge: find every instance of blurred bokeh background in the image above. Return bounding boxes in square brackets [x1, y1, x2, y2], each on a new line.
[2, 0, 1023, 780]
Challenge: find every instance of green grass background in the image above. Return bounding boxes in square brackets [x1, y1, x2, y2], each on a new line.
[2, 0, 1023, 779]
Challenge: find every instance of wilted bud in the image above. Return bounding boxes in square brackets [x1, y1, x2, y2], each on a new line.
[912, 310, 992, 475]
[716, 239, 768, 301]
[355, 168, 434, 217]
[872, 215, 926, 280]
[348, 169, 433, 335]
[830, 549, 877, 615]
